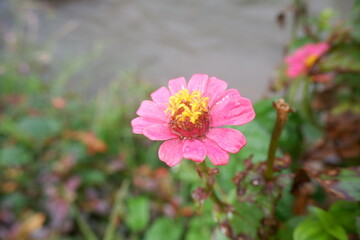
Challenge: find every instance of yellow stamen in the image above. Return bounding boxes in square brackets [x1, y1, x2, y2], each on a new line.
[166, 89, 209, 124]
[305, 54, 318, 67]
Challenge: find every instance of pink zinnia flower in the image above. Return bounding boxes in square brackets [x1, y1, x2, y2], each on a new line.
[285, 42, 330, 78]
[131, 74, 255, 167]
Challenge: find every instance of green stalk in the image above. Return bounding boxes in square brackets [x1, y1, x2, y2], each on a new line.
[72, 205, 99, 240]
[287, 77, 302, 106]
[301, 77, 321, 128]
[103, 180, 129, 240]
[197, 161, 229, 212]
[264, 99, 292, 181]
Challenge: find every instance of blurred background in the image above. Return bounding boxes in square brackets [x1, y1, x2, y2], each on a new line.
[0, 0, 354, 99]
[0, 0, 358, 240]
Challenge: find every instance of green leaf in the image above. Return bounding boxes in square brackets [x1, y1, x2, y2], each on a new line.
[252, 99, 277, 132]
[144, 218, 182, 240]
[317, 8, 337, 32]
[213, 228, 230, 240]
[79, 170, 106, 185]
[351, 0, 360, 41]
[234, 119, 271, 163]
[334, 72, 360, 90]
[185, 217, 212, 240]
[293, 217, 332, 240]
[62, 142, 88, 161]
[215, 157, 246, 192]
[316, 167, 360, 201]
[276, 186, 295, 221]
[0, 70, 42, 94]
[334, 168, 360, 201]
[329, 201, 359, 234]
[175, 160, 201, 184]
[229, 202, 264, 238]
[1, 192, 28, 209]
[17, 116, 61, 141]
[0, 145, 32, 167]
[302, 121, 323, 145]
[0, 116, 26, 141]
[276, 216, 306, 240]
[313, 207, 348, 240]
[216, 119, 265, 187]
[279, 114, 302, 156]
[126, 196, 150, 232]
[320, 45, 360, 72]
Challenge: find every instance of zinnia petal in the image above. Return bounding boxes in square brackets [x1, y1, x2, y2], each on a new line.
[285, 42, 330, 79]
[187, 74, 209, 93]
[202, 138, 229, 166]
[206, 128, 246, 153]
[286, 64, 305, 78]
[151, 86, 171, 105]
[132, 74, 256, 167]
[203, 76, 228, 108]
[131, 117, 164, 134]
[210, 89, 241, 113]
[312, 43, 329, 55]
[136, 100, 168, 122]
[143, 124, 177, 141]
[168, 77, 187, 95]
[158, 139, 183, 167]
[210, 90, 255, 127]
[182, 139, 207, 162]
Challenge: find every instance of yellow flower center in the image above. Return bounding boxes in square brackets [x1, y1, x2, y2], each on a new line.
[305, 54, 318, 67]
[166, 89, 209, 124]
[166, 89, 210, 139]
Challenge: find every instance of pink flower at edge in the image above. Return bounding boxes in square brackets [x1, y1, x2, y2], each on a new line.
[285, 42, 330, 79]
[131, 74, 256, 167]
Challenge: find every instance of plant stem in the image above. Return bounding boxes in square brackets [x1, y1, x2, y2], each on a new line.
[264, 99, 292, 181]
[287, 77, 301, 106]
[104, 180, 129, 240]
[197, 161, 229, 212]
[301, 77, 321, 128]
[72, 205, 99, 240]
